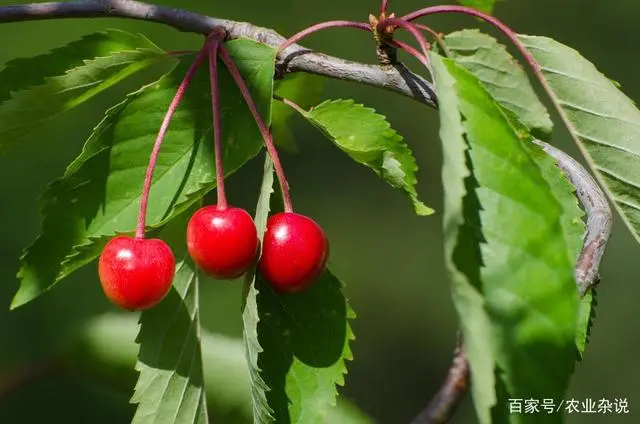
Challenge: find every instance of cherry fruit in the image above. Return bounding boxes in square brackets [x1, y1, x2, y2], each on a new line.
[98, 236, 175, 310]
[187, 205, 259, 279]
[258, 212, 329, 293]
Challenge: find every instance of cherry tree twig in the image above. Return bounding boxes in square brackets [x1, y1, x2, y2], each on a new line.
[533, 140, 612, 296]
[410, 337, 469, 424]
[0, 0, 436, 107]
[0, 2, 614, 423]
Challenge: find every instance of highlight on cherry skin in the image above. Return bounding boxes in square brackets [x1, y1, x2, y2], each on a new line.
[187, 205, 259, 280]
[258, 212, 329, 293]
[98, 236, 176, 311]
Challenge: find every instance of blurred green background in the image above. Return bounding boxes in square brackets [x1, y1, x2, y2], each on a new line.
[0, 0, 638, 423]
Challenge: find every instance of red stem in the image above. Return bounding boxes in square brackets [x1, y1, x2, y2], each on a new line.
[207, 37, 227, 210]
[277, 20, 370, 54]
[217, 42, 293, 213]
[136, 44, 209, 239]
[400, 6, 540, 76]
[413, 23, 451, 57]
[380, 0, 389, 15]
[377, 17, 432, 74]
[413, 23, 443, 41]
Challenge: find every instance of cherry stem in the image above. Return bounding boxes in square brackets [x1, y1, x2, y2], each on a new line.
[377, 17, 433, 76]
[207, 37, 228, 210]
[136, 44, 209, 239]
[216, 41, 294, 213]
[380, 0, 389, 15]
[413, 23, 443, 42]
[277, 20, 371, 54]
[400, 6, 541, 83]
[413, 23, 451, 57]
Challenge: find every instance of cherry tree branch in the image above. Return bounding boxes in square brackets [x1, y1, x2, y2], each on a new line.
[0, 0, 436, 107]
[533, 140, 612, 296]
[410, 339, 468, 424]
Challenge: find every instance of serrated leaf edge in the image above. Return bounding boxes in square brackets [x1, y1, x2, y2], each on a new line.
[296, 98, 433, 215]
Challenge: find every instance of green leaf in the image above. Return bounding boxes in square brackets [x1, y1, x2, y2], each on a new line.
[442, 30, 591, 359]
[527, 142, 589, 358]
[443, 29, 553, 137]
[517, 35, 640, 362]
[131, 206, 208, 424]
[79, 313, 251, 422]
[575, 288, 597, 360]
[440, 30, 585, 273]
[297, 99, 433, 216]
[431, 53, 497, 424]
[432, 53, 580, 422]
[0, 30, 172, 154]
[272, 73, 325, 152]
[76, 313, 373, 423]
[329, 399, 374, 424]
[243, 154, 354, 423]
[456, 0, 498, 14]
[256, 269, 354, 424]
[517, 35, 640, 245]
[13, 40, 276, 308]
[242, 155, 276, 424]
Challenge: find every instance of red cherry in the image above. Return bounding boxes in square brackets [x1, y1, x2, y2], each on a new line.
[187, 205, 259, 279]
[258, 212, 329, 293]
[98, 236, 175, 311]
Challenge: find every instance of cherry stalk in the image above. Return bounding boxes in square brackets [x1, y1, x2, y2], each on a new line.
[277, 20, 370, 54]
[400, 6, 541, 81]
[215, 36, 294, 213]
[412, 22, 451, 56]
[413, 23, 443, 42]
[185, 35, 259, 280]
[207, 36, 227, 209]
[136, 44, 209, 239]
[380, 0, 389, 16]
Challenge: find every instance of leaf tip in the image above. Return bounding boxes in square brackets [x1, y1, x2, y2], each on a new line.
[415, 201, 436, 216]
[10, 283, 37, 310]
